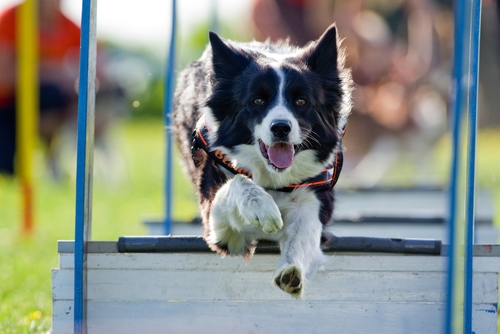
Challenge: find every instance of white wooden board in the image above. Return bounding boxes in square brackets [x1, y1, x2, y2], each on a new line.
[52, 269, 498, 303]
[57, 252, 500, 272]
[52, 249, 499, 333]
[334, 189, 494, 222]
[53, 300, 497, 334]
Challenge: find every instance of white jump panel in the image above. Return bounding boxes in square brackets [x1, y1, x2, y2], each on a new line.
[52, 245, 500, 333]
[53, 300, 496, 334]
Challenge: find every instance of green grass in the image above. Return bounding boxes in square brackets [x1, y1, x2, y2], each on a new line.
[0, 119, 498, 333]
[0, 119, 197, 333]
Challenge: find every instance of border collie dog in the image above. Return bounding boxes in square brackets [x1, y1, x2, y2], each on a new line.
[174, 24, 352, 297]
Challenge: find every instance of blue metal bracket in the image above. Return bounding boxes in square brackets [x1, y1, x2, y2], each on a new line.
[445, 0, 482, 333]
[464, 0, 482, 332]
[74, 0, 97, 333]
[163, 0, 176, 235]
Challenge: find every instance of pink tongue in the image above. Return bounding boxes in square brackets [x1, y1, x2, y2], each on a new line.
[268, 143, 294, 169]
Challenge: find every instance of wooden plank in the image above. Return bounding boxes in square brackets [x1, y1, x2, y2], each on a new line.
[334, 189, 494, 223]
[53, 251, 499, 332]
[58, 253, 500, 273]
[52, 300, 497, 334]
[329, 223, 498, 244]
[58, 241, 118, 254]
[52, 268, 497, 304]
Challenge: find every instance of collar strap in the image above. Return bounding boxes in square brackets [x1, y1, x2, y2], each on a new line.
[276, 148, 343, 193]
[192, 125, 253, 177]
[191, 123, 344, 193]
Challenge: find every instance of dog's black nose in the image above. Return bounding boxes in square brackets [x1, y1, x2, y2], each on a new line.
[271, 120, 292, 138]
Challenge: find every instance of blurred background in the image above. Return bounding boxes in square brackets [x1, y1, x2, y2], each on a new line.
[0, 0, 499, 332]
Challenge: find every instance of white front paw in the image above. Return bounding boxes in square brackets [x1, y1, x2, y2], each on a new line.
[236, 178, 283, 233]
[246, 194, 283, 233]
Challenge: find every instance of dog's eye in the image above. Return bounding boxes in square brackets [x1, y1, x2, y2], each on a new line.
[295, 99, 306, 106]
[253, 98, 264, 105]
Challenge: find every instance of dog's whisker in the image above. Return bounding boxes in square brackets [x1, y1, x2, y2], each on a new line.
[301, 131, 320, 148]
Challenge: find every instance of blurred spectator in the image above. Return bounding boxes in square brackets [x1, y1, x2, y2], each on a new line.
[252, 0, 331, 46]
[252, 0, 451, 185]
[0, 0, 123, 179]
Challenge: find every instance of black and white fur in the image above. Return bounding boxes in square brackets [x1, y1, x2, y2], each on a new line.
[174, 24, 352, 297]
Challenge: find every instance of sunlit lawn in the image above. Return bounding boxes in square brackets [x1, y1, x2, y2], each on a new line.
[0, 119, 197, 333]
[0, 118, 498, 333]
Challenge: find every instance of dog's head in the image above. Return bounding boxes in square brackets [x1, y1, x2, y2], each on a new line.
[204, 24, 352, 187]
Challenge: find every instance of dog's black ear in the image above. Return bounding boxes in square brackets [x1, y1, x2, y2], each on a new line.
[209, 31, 252, 79]
[300, 24, 339, 74]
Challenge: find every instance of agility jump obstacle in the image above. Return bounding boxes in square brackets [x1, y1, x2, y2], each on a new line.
[52, 241, 499, 333]
[51, 0, 497, 333]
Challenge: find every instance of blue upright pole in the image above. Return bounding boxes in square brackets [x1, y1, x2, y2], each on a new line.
[463, 0, 482, 332]
[445, 0, 468, 332]
[74, 0, 97, 332]
[163, 0, 176, 235]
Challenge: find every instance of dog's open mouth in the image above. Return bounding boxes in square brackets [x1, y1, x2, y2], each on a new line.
[259, 140, 296, 170]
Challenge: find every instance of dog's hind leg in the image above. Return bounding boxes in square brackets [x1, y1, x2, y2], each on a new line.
[273, 190, 326, 297]
[206, 174, 283, 258]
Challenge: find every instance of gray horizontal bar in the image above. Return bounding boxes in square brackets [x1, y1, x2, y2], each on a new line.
[57, 238, 500, 257]
[115, 234, 442, 255]
[58, 240, 118, 253]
